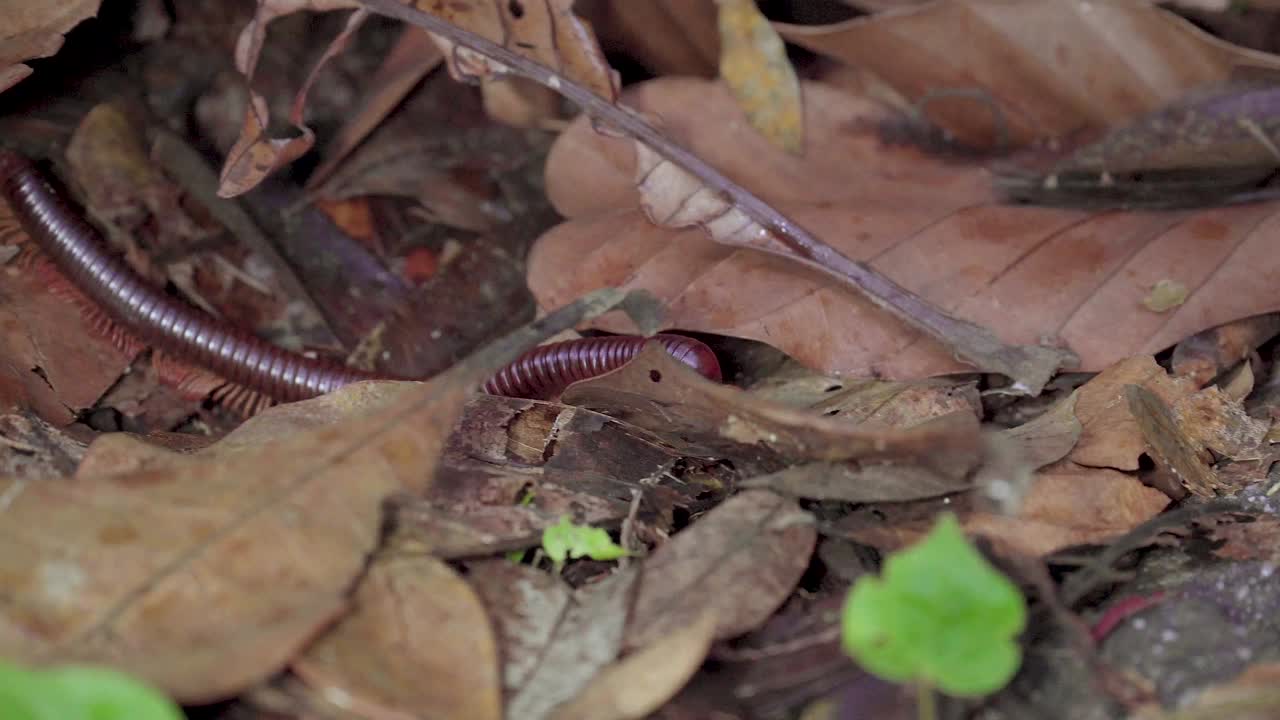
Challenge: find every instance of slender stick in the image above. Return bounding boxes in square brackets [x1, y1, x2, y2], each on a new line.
[357, 0, 1077, 393]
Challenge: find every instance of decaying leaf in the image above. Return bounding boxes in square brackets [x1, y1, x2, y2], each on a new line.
[291, 552, 502, 720]
[774, 0, 1280, 147]
[625, 490, 816, 651]
[505, 569, 637, 720]
[0, 1, 100, 93]
[553, 611, 718, 720]
[0, 380, 461, 703]
[562, 342, 983, 472]
[220, 1, 366, 197]
[0, 287, 632, 702]
[1171, 314, 1280, 387]
[0, 265, 133, 425]
[415, 0, 617, 101]
[715, 0, 803, 153]
[534, 77, 1280, 384]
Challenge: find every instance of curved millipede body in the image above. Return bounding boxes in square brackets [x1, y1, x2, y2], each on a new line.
[0, 150, 722, 406]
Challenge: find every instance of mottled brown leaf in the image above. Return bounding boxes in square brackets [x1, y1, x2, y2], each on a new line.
[625, 490, 816, 651]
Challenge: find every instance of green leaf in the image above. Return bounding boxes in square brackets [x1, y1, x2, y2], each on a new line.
[541, 516, 630, 570]
[840, 514, 1027, 697]
[0, 662, 184, 720]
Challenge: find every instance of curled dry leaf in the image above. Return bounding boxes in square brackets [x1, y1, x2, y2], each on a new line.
[0, 0, 100, 93]
[219, 0, 365, 197]
[553, 611, 718, 720]
[624, 490, 816, 651]
[773, 0, 1280, 147]
[417, 0, 617, 101]
[561, 342, 983, 472]
[533, 77, 1280, 383]
[292, 553, 502, 720]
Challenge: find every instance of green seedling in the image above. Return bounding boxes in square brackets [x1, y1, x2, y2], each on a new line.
[0, 662, 184, 720]
[840, 513, 1026, 719]
[541, 516, 630, 572]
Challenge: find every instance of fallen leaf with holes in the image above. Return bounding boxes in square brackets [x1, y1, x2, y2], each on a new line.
[624, 490, 816, 651]
[554, 611, 718, 720]
[532, 76, 1280, 381]
[292, 553, 502, 720]
[773, 0, 1280, 147]
[715, 0, 803, 153]
[0, 0, 100, 92]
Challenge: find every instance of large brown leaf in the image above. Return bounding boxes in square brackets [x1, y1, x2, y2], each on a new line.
[532, 77, 1280, 379]
[0, 379, 462, 703]
[774, 0, 1280, 147]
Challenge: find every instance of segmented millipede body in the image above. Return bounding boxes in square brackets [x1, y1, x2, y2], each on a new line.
[482, 334, 722, 399]
[0, 150, 722, 407]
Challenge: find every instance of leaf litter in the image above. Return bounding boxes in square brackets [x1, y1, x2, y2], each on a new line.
[3, 0, 1280, 717]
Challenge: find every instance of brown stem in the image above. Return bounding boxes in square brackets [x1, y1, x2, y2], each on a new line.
[357, 0, 1077, 393]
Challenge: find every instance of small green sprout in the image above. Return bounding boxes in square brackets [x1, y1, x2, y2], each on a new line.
[0, 662, 183, 720]
[840, 514, 1026, 716]
[541, 516, 630, 572]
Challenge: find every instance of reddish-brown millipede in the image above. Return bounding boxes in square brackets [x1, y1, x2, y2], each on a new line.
[0, 150, 721, 410]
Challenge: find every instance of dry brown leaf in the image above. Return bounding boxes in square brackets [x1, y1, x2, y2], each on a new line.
[292, 553, 502, 720]
[0, 379, 463, 703]
[715, 0, 803, 153]
[561, 342, 983, 469]
[774, 0, 1280, 147]
[0, 1, 100, 93]
[218, 0, 365, 197]
[506, 569, 637, 720]
[1172, 314, 1280, 387]
[533, 77, 1280, 381]
[996, 390, 1083, 470]
[1071, 356, 1196, 470]
[0, 286, 632, 702]
[964, 461, 1171, 557]
[416, 0, 617, 102]
[553, 611, 717, 720]
[0, 265, 132, 425]
[625, 490, 816, 651]
[467, 560, 572, 694]
[308, 26, 445, 189]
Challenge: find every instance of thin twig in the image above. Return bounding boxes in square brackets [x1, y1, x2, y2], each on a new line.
[357, 0, 1076, 394]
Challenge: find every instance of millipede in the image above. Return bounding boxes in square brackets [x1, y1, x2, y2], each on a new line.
[0, 149, 721, 413]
